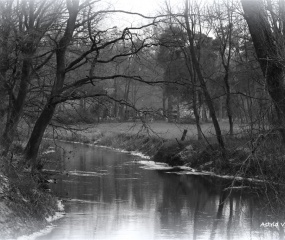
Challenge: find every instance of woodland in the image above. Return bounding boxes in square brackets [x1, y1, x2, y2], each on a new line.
[0, 0, 285, 178]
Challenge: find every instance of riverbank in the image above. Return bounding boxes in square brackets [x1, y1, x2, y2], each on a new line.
[2, 121, 282, 239]
[44, 124, 285, 184]
[0, 152, 64, 240]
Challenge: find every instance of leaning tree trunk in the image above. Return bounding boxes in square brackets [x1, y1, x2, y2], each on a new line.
[24, 102, 56, 165]
[24, 0, 79, 167]
[241, 0, 285, 143]
[184, 0, 226, 156]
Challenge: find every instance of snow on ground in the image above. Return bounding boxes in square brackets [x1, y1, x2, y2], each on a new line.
[135, 159, 269, 184]
[137, 161, 175, 170]
[68, 170, 108, 177]
[13, 200, 65, 240]
[129, 151, 150, 159]
[42, 149, 55, 154]
[45, 200, 65, 222]
[61, 198, 105, 204]
[14, 225, 55, 240]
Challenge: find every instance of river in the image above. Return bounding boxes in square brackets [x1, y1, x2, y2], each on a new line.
[35, 141, 285, 240]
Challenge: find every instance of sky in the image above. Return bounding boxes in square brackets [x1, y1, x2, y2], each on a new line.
[107, 0, 211, 15]
[101, 0, 183, 28]
[109, 0, 165, 15]
[100, 0, 215, 29]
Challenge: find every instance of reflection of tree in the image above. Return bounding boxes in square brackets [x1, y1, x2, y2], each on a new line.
[226, 195, 233, 240]
[156, 173, 216, 234]
[132, 177, 146, 209]
[193, 188, 201, 240]
[51, 143, 285, 240]
[209, 190, 226, 240]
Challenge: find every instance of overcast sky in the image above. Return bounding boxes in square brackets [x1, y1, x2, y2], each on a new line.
[110, 0, 164, 15]
[101, 0, 184, 28]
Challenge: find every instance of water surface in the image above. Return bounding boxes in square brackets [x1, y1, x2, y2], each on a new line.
[36, 142, 285, 240]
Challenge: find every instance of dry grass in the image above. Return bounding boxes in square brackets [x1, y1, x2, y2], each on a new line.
[47, 120, 245, 142]
[89, 121, 233, 139]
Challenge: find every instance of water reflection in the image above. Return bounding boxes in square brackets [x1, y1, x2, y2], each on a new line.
[37, 142, 285, 240]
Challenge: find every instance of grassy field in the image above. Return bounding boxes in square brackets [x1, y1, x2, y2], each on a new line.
[48, 120, 246, 142]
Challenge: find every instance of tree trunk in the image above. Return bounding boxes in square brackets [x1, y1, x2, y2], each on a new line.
[162, 85, 167, 118]
[24, 102, 56, 166]
[185, 52, 203, 140]
[113, 79, 118, 118]
[0, 19, 10, 128]
[219, 95, 223, 120]
[1, 58, 32, 155]
[168, 94, 173, 122]
[224, 71, 234, 136]
[118, 105, 124, 120]
[214, 5, 235, 136]
[24, 0, 79, 166]
[241, 0, 285, 143]
[177, 96, 180, 122]
[1, 0, 57, 155]
[184, 0, 226, 156]
[0, 1, 13, 152]
[123, 80, 131, 121]
[80, 98, 85, 110]
[193, 87, 203, 140]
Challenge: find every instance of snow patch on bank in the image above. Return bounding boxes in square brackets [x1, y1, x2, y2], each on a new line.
[42, 169, 108, 177]
[136, 160, 195, 171]
[135, 160, 268, 184]
[62, 198, 105, 204]
[129, 151, 150, 159]
[45, 200, 65, 222]
[95, 144, 150, 159]
[95, 144, 127, 152]
[68, 170, 108, 177]
[137, 161, 174, 170]
[15, 200, 65, 240]
[166, 169, 268, 183]
[44, 137, 151, 159]
[15, 225, 55, 240]
[45, 137, 269, 184]
[42, 149, 55, 155]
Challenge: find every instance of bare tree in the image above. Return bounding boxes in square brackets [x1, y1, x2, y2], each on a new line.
[184, 0, 226, 158]
[0, 0, 61, 155]
[23, 1, 160, 167]
[209, 0, 238, 136]
[241, 0, 285, 144]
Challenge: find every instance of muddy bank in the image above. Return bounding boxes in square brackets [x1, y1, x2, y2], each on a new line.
[95, 133, 164, 157]
[93, 133, 281, 183]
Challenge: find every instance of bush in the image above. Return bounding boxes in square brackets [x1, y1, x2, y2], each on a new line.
[55, 108, 97, 125]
